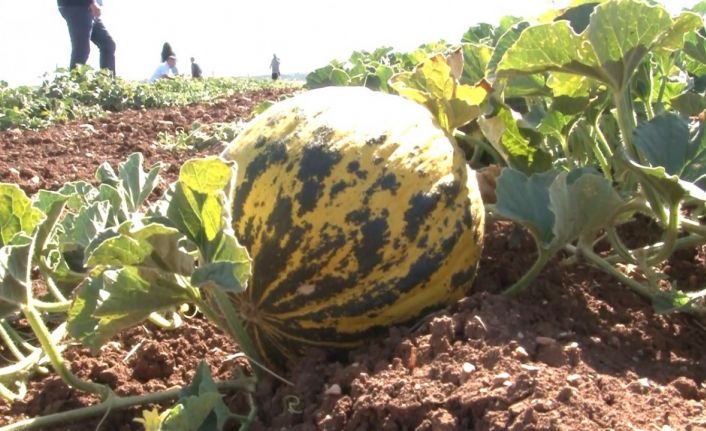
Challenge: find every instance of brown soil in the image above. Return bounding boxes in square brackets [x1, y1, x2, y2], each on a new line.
[0, 88, 705, 431]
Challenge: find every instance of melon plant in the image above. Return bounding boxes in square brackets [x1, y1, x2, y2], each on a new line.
[220, 86, 485, 365]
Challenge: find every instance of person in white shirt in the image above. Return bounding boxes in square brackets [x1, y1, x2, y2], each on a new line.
[150, 55, 178, 82]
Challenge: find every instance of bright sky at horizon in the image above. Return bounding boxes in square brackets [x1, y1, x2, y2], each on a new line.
[0, 0, 701, 87]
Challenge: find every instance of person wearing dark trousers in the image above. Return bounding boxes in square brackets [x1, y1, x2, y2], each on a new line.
[57, 0, 116, 75]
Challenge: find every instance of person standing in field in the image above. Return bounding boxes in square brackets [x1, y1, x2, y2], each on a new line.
[191, 57, 203, 79]
[270, 54, 281, 81]
[57, 0, 116, 75]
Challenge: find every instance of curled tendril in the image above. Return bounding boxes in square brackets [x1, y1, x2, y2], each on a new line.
[283, 394, 303, 414]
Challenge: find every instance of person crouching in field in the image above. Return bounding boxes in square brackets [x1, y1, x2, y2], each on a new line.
[151, 55, 178, 82]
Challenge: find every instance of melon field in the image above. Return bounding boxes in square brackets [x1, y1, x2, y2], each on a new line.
[1, 1, 706, 430]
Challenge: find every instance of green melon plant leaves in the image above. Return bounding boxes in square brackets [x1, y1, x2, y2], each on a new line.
[495, 167, 626, 295]
[390, 51, 488, 133]
[496, 0, 702, 92]
[0, 235, 31, 316]
[0, 184, 44, 246]
[96, 152, 162, 213]
[634, 113, 706, 188]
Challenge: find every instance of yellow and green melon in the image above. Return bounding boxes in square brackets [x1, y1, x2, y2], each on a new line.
[220, 86, 484, 365]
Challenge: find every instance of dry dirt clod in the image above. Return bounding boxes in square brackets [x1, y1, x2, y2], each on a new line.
[556, 386, 576, 403]
[464, 315, 487, 340]
[670, 377, 700, 400]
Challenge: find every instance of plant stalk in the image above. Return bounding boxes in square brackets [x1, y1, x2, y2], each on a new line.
[21, 305, 111, 399]
[0, 378, 255, 431]
[209, 288, 264, 379]
[503, 248, 553, 297]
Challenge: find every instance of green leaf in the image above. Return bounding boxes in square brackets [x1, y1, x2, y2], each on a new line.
[67, 267, 192, 352]
[633, 114, 706, 195]
[461, 43, 493, 84]
[167, 158, 240, 260]
[86, 222, 194, 274]
[113, 152, 162, 212]
[547, 72, 595, 98]
[162, 361, 232, 431]
[683, 31, 706, 66]
[95, 162, 120, 188]
[634, 114, 691, 177]
[192, 261, 248, 293]
[497, 1, 702, 92]
[549, 169, 625, 244]
[486, 21, 530, 80]
[497, 21, 604, 81]
[179, 158, 234, 195]
[0, 235, 31, 316]
[496, 168, 625, 249]
[390, 53, 487, 132]
[65, 200, 112, 249]
[0, 183, 44, 246]
[495, 168, 558, 245]
[670, 92, 706, 117]
[479, 108, 552, 174]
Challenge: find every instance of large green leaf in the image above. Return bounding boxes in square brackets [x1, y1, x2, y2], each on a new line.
[634, 113, 706, 193]
[549, 169, 626, 244]
[160, 361, 233, 431]
[0, 184, 43, 246]
[495, 168, 558, 245]
[390, 53, 487, 133]
[461, 43, 493, 84]
[67, 267, 192, 352]
[497, 0, 702, 92]
[192, 260, 249, 294]
[165, 157, 252, 291]
[479, 108, 552, 173]
[111, 153, 162, 212]
[0, 235, 31, 316]
[86, 222, 194, 274]
[496, 167, 625, 248]
[179, 157, 234, 196]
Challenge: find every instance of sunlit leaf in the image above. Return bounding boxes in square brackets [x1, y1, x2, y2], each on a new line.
[497, 1, 702, 92]
[0, 184, 44, 246]
[67, 267, 192, 352]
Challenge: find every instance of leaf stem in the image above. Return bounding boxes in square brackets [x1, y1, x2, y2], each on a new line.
[147, 311, 182, 330]
[503, 248, 553, 297]
[0, 378, 255, 431]
[646, 202, 680, 266]
[21, 305, 111, 399]
[209, 288, 263, 378]
[0, 321, 27, 361]
[578, 244, 653, 299]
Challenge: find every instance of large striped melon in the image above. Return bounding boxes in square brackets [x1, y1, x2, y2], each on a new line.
[220, 86, 484, 365]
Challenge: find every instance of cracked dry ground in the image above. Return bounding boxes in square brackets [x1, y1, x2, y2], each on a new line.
[0, 88, 705, 430]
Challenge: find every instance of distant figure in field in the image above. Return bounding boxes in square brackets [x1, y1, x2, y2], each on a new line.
[190, 57, 203, 79]
[57, 0, 116, 75]
[159, 42, 178, 76]
[270, 54, 281, 81]
[150, 55, 178, 82]
[161, 42, 175, 62]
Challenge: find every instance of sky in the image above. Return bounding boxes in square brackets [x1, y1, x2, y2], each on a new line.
[0, 0, 701, 87]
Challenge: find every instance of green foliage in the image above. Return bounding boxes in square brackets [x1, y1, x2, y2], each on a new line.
[390, 50, 488, 133]
[305, 42, 451, 91]
[157, 121, 244, 152]
[0, 153, 257, 428]
[0, 66, 300, 131]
